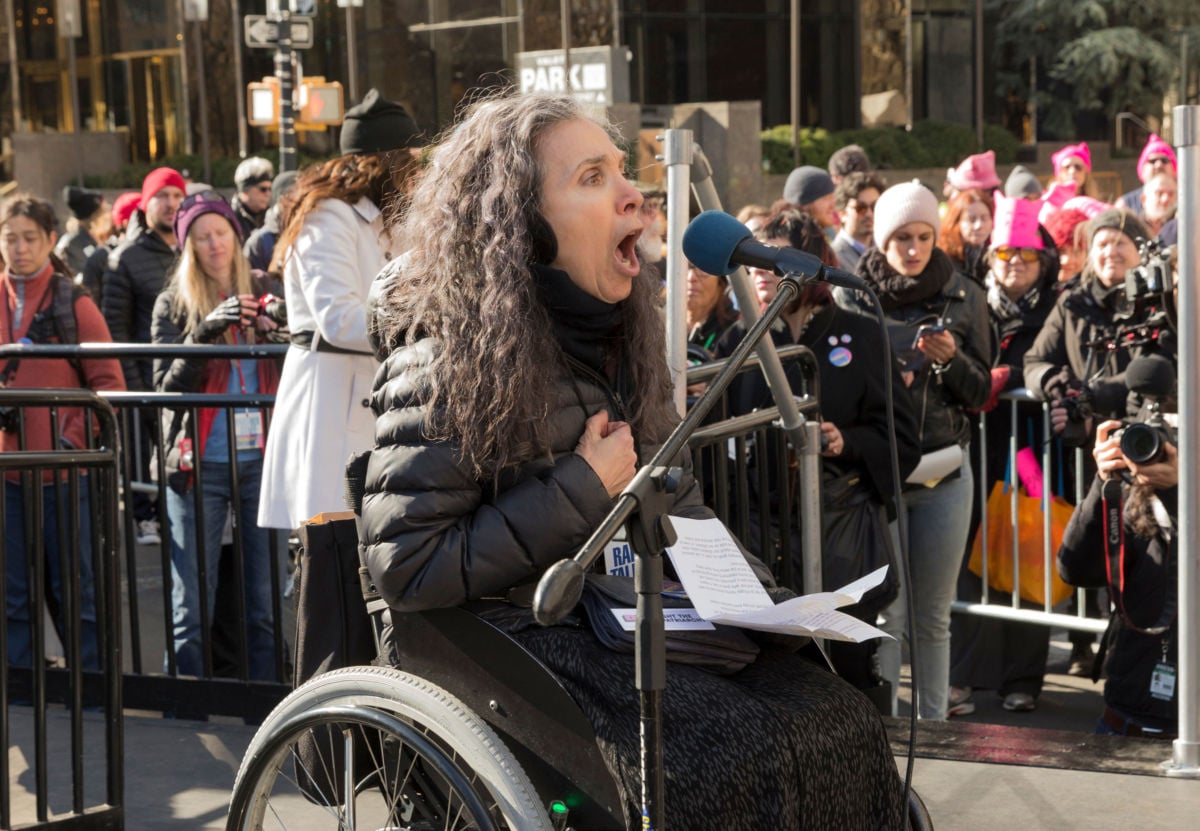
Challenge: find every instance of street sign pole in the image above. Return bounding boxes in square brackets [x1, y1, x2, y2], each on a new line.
[275, 11, 297, 173]
[191, 20, 212, 184]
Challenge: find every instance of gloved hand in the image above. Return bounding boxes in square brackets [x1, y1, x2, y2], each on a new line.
[192, 296, 249, 344]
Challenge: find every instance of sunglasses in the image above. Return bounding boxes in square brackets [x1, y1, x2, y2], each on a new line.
[850, 201, 876, 215]
[994, 247, 1040, 263]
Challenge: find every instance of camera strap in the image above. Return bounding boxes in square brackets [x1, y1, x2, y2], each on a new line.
[1100, 477, 1176, 636]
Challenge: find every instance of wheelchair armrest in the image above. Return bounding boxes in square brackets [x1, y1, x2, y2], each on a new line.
[390, 607, 623, 829]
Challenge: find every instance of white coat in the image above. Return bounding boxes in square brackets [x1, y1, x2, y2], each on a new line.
[258, 196, 391, 530]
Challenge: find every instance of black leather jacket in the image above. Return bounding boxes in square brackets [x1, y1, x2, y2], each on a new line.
[858, 247, 994, 452]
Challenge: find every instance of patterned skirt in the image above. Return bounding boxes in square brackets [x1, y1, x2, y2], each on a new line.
[509, 624, 906, 831]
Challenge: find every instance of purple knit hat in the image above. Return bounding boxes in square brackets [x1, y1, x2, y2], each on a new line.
[172, 190, 244, 249]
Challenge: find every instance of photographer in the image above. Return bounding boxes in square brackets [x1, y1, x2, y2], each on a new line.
[1057, 416, 1178, 739]
[1024, 208, 1174, 676]
[150, 192, 284, 680]
[1024, 210, 1174, 445]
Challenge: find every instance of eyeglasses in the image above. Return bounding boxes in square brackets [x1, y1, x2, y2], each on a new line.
[850, 201, 876, 215]
[994, 247, 1040, 263]
[254, 184, 272, 193]
[640, 198, 663, 215]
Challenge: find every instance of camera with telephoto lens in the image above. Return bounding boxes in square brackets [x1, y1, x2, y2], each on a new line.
[1113, 354, 1176, 466]
[1112, 239, 1175, 331]
[256, 294, 287, 326]
[1116, 419, 1173, 466]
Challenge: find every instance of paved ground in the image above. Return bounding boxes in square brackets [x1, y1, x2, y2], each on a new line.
[9, 631, 1199, 830]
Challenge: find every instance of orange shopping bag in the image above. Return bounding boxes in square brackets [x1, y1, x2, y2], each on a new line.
[968, 481, 1074, 607]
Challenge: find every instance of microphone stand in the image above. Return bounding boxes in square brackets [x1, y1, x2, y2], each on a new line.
[534, 270, 820, 830]
[687, 142, 824, 598]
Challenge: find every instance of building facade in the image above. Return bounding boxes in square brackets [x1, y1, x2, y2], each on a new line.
[1, 0, 988, 171]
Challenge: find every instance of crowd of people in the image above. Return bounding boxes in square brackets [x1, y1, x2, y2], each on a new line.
[694, 134, 1181, 736]
[1, 90, 1185, 819]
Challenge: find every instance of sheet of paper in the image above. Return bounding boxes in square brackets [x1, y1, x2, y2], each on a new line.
[905, 444, 962, 484]
[662, 516, 774, 619]
[665, 516, 892, 643]
[609, 608, 716, 632]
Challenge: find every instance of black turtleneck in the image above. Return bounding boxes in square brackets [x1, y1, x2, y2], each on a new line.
[530, 263, 624, 378]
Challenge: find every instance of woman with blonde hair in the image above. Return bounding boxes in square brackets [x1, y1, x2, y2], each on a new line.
[151, 191, 284, 679]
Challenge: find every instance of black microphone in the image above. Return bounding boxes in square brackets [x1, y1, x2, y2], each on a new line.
[1124, 355, 1175, 399]
[682, 210, 865, 289]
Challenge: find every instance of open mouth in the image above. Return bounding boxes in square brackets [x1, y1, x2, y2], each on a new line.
[615, 230, 641, 276]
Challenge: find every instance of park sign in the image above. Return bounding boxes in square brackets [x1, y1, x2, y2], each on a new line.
[515, 46, 631, 106]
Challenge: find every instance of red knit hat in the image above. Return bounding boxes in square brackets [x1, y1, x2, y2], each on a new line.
[1043, 208, 1089, 251]
[140, 167, 187, 210]
[111, 191, 142, 231]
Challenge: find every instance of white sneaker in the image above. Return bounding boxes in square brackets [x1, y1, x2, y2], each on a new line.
[135, 519, 161, 546]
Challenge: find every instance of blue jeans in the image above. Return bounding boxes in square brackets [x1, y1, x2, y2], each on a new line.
[5, 479, 99, 670]
[165, 459, 275, 680]
[878, 445, 974, 720]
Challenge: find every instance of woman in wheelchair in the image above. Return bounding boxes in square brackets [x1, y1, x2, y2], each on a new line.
[334, 92, 908, 830]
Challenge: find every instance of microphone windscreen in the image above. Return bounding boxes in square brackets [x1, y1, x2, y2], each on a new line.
[682, 210, 752, 277]
[1124, 355, 1175, 398]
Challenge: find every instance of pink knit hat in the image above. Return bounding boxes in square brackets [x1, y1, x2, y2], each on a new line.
[1041, 180, 1076, 209]
[991, 192, 1043, 250]
[1051, 142, 1089, 174]
[1051, 142, 1091, 173]
[1137, 134, 1177, 181]
[947, 150, 1002, 192]
[1062, 195, 1109, 219]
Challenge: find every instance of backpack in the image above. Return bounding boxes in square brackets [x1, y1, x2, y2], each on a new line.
[20, 265, 88, 382]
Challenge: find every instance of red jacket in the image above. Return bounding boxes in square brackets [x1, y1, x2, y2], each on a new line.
[1, 263, 126, 471]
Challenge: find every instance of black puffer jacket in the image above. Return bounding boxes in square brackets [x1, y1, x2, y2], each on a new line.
[360, 338, 724, 613]
[101, 228, 177, 390]
[1058, 475, 1178, 731]
[857, 246, 993, 452]
[1023, 278, 1175, 418]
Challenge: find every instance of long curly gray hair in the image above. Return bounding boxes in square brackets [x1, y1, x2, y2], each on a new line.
[374, 93, 674, 479]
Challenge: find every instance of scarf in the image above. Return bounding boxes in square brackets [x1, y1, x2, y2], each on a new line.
[857, 246, 955, 312]
[530, 263, 624, 377]
[985, 272, 1041, 323]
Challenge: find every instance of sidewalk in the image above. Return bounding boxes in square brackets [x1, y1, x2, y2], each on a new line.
[9, 635, 1199, 829]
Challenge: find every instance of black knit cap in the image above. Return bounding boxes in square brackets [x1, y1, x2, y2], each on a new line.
[63, 185, 104, 221]
[339, 88, 422, 156]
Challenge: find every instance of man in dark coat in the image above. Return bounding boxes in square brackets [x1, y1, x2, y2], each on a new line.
[101, 166, 186, 545]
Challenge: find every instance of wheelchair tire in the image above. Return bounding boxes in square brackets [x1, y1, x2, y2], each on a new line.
[227, 665, 555, 831]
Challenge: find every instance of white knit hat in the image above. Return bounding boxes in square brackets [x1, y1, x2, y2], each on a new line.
[873, 180, 940, 249]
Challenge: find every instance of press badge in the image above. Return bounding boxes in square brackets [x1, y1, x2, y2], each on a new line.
[234, 410, 265, 451]
[1150, 662, 1176, 701]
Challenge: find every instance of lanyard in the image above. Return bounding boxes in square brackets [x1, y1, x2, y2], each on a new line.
[1100, 477, 1176, 636]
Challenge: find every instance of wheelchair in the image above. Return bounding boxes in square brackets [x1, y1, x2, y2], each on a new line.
[227, 596, 935, 830]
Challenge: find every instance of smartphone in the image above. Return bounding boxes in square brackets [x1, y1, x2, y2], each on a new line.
[915, 322, 947, 343]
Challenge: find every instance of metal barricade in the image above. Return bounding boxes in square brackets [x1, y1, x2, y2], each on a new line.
[684, 345, 823, 592]
[954, 389, 1106, 635]
[0, 388, 123, 830]
[0, 342, 292, 724]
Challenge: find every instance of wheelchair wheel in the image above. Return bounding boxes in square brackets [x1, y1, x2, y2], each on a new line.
[227, 666, 555, 831]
